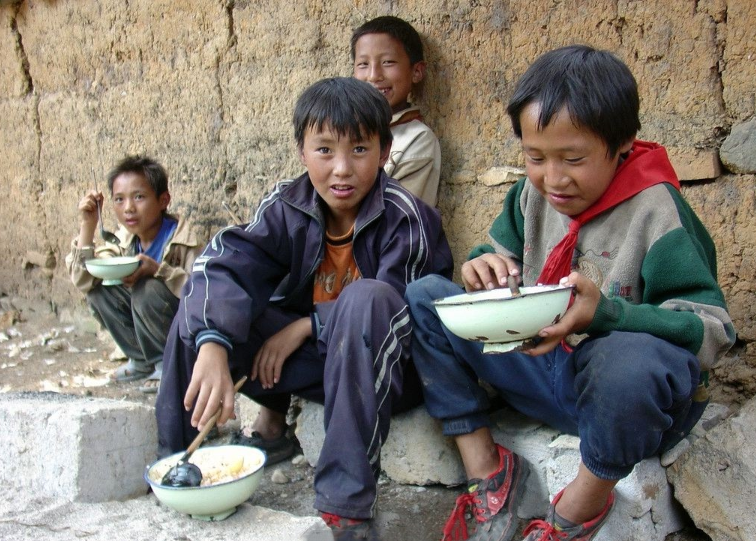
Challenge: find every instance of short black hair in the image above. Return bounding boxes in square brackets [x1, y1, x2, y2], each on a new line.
[293, 77, 393, 152]
[507, 45, 641, 157]
[106, 155, 169, 196]
[350, 15, 424, 65]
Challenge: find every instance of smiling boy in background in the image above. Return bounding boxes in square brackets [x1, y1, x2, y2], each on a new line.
[352, 15, 441, 207]
[65, 155, 203, 393]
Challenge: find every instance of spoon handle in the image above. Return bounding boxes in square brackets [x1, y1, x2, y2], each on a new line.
[507, 275, 521, 297]
[183, 376, 248, 457]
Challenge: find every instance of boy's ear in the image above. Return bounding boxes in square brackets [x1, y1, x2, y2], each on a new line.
[298, 146, 306, 165]
[159, 191, 171, 211]
[619, 137, 635, 155]
[411, 61, 426, 84]
[379, 143, 391, 168]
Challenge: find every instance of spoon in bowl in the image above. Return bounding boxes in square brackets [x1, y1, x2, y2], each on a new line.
[161, 376, 248, 487]
[91, 168, 121, 246]
[507, 275, 522, 297]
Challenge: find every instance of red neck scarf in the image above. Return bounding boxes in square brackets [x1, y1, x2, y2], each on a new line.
[390, 108, 423, 127]
[536, 140, 680, 285]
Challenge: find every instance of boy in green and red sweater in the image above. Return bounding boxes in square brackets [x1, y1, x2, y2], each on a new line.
[405, 45, 735, 541]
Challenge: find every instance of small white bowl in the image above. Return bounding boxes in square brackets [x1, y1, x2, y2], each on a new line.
[433, 285, 573, 353]
[144, 445, 266, 521]
[85, 256, 139, 285]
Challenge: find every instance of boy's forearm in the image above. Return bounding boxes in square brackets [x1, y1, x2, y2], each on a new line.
[77, 223, 96, 248]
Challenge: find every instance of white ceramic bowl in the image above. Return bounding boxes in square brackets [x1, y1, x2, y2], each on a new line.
[85, 256, 139, 285]
[433, 285, 573, 353]
[144, 445, 266, 521]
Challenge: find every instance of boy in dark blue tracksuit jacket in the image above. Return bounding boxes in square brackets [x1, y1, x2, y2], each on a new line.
[156, 77, 453, 538]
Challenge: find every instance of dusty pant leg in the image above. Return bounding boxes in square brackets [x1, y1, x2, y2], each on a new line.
[313, 279, 411, 520]
[569, 331, 702, 480]
[86, 284, 144, 366]
[130, 278, 179, 369]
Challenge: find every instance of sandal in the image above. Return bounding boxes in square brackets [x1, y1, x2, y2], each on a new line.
[138, 366, 162, 394]
[111, 359, 152, 382]
[229, 430, 296, 466]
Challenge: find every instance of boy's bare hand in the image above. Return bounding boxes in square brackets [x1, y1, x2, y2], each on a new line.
[121, 254, 159, 287]
[184, 342, 236, 430]
[77, 190, 104, 227]
[251, 317, 311, 389]
[461, 253, 520, 292]
[524, 271, 601, 356]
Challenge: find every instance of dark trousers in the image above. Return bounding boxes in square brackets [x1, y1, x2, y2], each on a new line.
[87, 278, 179, 372]
[156, 279, 422, 518]
[405, 274, 706, 480]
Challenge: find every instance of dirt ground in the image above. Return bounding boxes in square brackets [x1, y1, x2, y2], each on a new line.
[0, 299, 710, 541]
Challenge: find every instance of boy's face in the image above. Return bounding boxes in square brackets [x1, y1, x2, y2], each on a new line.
[111, 172, 169, 241]
[299, 124, 390, 234]
[353, 32, 425, 114]
[520, 103, 633, 217]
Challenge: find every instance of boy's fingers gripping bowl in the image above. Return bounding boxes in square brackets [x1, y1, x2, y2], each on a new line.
[433, 284, 573, 353]
[145, 445, 266, 521]
[84, 256, 140, 286]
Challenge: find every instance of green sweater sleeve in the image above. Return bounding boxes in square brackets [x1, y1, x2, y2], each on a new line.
[469, 178, 527, 261]
[586, 227, 735, 368]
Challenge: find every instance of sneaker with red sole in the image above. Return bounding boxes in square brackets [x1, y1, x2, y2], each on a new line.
[442, 444, 529, 541]
[522, 489, 614, 541]
[320, 512, 379, 540]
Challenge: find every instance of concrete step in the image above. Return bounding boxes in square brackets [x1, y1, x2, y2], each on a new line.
[294, 400, 728, 541]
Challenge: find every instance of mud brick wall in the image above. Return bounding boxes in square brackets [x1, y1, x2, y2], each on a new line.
[1, 0, 754, 401]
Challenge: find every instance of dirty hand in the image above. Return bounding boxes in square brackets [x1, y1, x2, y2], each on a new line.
[77, 190, 104, 229]
[121, 254, 159, 287]
[251, 317, 311, 389]
[461, 253, 521, 292]
[524, 271, 601, 356]
[185, 342, 236, 430]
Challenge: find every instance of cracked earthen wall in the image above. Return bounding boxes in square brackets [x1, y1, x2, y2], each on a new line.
[0, 0, 754, 401]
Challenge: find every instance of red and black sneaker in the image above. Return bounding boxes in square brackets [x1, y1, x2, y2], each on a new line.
[443, 444, 529, 541]
[321, 512, 379, 540]
[522, 489, 614, 541]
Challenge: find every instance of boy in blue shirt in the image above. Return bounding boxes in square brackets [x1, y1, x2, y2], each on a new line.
[156, 77, 453, 539]
[405, 46, 734, 541]
[66, 156, 203, 393]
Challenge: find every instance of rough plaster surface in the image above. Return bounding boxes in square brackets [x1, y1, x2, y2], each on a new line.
[0, 1, 754, 388]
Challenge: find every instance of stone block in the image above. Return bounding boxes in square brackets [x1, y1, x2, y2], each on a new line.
[720, 117, 756, 174]
[667, 147, 722, 181]
[478, 166, 525, 186]
[667, 396, 756, 541]
[0, 392, 156, 502]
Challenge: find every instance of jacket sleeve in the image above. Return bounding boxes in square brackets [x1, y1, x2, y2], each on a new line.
[178, 203, 291, 351]
[469, 178, 527, 262]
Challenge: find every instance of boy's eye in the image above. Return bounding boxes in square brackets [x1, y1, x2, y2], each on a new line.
[113, 196, 123, 203]
[564, 157, 584, 164]
[525, 155, 544, 164]
[354, 146, 368, 153]
[316, 147, 331, 154]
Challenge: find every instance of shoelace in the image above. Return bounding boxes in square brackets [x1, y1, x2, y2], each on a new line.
[441, 489, 487, 541]
[523, 519, 568, 540]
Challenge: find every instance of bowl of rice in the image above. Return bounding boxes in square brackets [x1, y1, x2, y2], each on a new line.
[144, 444, 266, 521]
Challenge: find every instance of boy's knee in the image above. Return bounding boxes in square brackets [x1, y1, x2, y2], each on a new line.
[131, 278, 177, 314]
[576, 332, 699, 404]
[340, 278, 400, 305]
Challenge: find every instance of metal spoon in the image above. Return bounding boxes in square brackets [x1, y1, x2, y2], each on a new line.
[91, 168, 121, 246]
[161, 376, 248, 487]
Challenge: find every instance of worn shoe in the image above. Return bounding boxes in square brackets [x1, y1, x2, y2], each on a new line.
[321, 512, 379, 540]
[522, 489, 614, 541]
[442, 444, 528, 541]
[229, 429, 296, 465]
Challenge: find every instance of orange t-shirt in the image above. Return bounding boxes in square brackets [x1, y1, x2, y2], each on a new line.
[313, 227, 362, 304]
